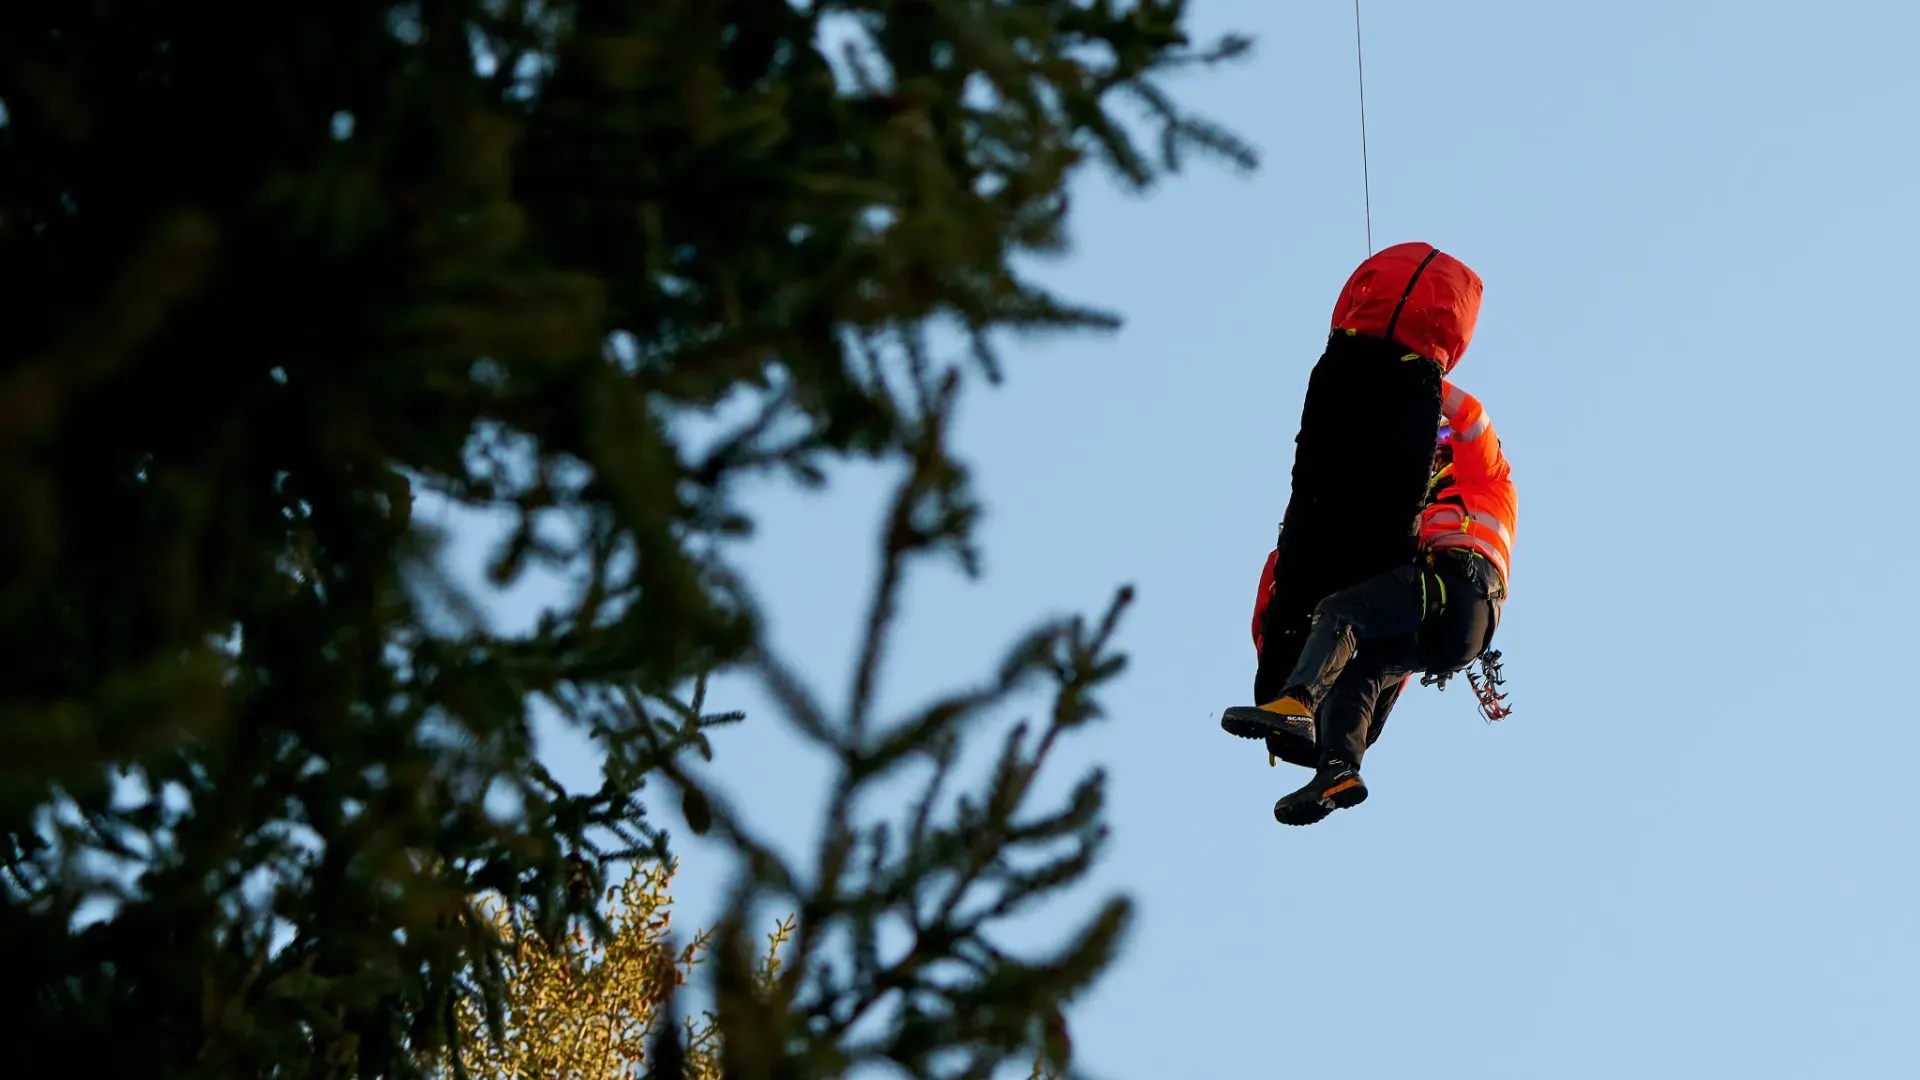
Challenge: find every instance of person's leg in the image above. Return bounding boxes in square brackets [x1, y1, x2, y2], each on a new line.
[1265, 669, 1402, 766]
[1273, 653, 1413, 826]
[1412, 549, 1503, 675]
[1271, 552, 1498, 829]
[1225, 561, 1427, 762]
[1279, 562, 1427, 712]
[1312, 639, 1418, 767]
[1364, 672, 1409, 751]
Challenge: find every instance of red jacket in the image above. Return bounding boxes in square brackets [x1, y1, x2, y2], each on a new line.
[1252, 547, 1279, 652]
[1329, 242, 1484, 372]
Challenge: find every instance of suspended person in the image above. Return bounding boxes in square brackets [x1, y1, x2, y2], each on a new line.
[1237, 408, 1456, 771]
[1222, 242, 1484, 756]
[1252, 380, 1516, 826]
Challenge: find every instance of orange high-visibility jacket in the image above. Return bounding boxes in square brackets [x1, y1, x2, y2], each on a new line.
[1422, 381, 1517, 585]
[1329, 242, 1484, 371]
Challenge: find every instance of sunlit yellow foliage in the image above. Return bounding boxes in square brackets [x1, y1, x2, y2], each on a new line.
[447, 860, 791, 1080]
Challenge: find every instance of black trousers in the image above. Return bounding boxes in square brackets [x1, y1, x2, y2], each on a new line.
[1283, 548, 1505, 765]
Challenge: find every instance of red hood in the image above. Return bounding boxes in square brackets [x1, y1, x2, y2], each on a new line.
[1329, 242, 1483, 372]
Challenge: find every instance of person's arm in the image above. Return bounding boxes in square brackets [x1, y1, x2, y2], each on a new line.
[1440, 380, 1509, 486]
[1434, 380, 1519, 568]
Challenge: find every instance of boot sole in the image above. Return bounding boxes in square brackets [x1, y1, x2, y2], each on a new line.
[1219, 710, 1317, 768]
[1274, 777, 1369, 827]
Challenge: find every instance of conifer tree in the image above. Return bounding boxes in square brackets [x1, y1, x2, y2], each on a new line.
[0, 2, 1253, 1076]
[440, 859, 789, 1080]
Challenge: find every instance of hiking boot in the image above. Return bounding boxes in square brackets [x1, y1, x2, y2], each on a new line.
[1220, 694, 1316, 768]
[1273, 758, 1369, 827]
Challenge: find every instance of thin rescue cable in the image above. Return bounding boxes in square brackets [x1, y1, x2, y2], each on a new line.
[1353, 0, 1374, 255]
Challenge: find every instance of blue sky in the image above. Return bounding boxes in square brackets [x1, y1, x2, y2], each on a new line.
[439, 2, 1920, 1076]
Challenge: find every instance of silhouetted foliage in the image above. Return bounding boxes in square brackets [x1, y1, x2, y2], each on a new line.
[0, 1, 1252, 1077]
[657, 370, 1143, 1080]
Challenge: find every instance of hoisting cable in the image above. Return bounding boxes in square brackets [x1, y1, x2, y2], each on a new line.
[1353, 0, 1374, 255]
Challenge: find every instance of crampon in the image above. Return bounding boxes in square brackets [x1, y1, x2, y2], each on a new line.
[1421, 649, 1513, 723]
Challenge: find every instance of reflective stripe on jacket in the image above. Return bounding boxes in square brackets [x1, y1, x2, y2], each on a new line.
[1421, 380, 1517, 585]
